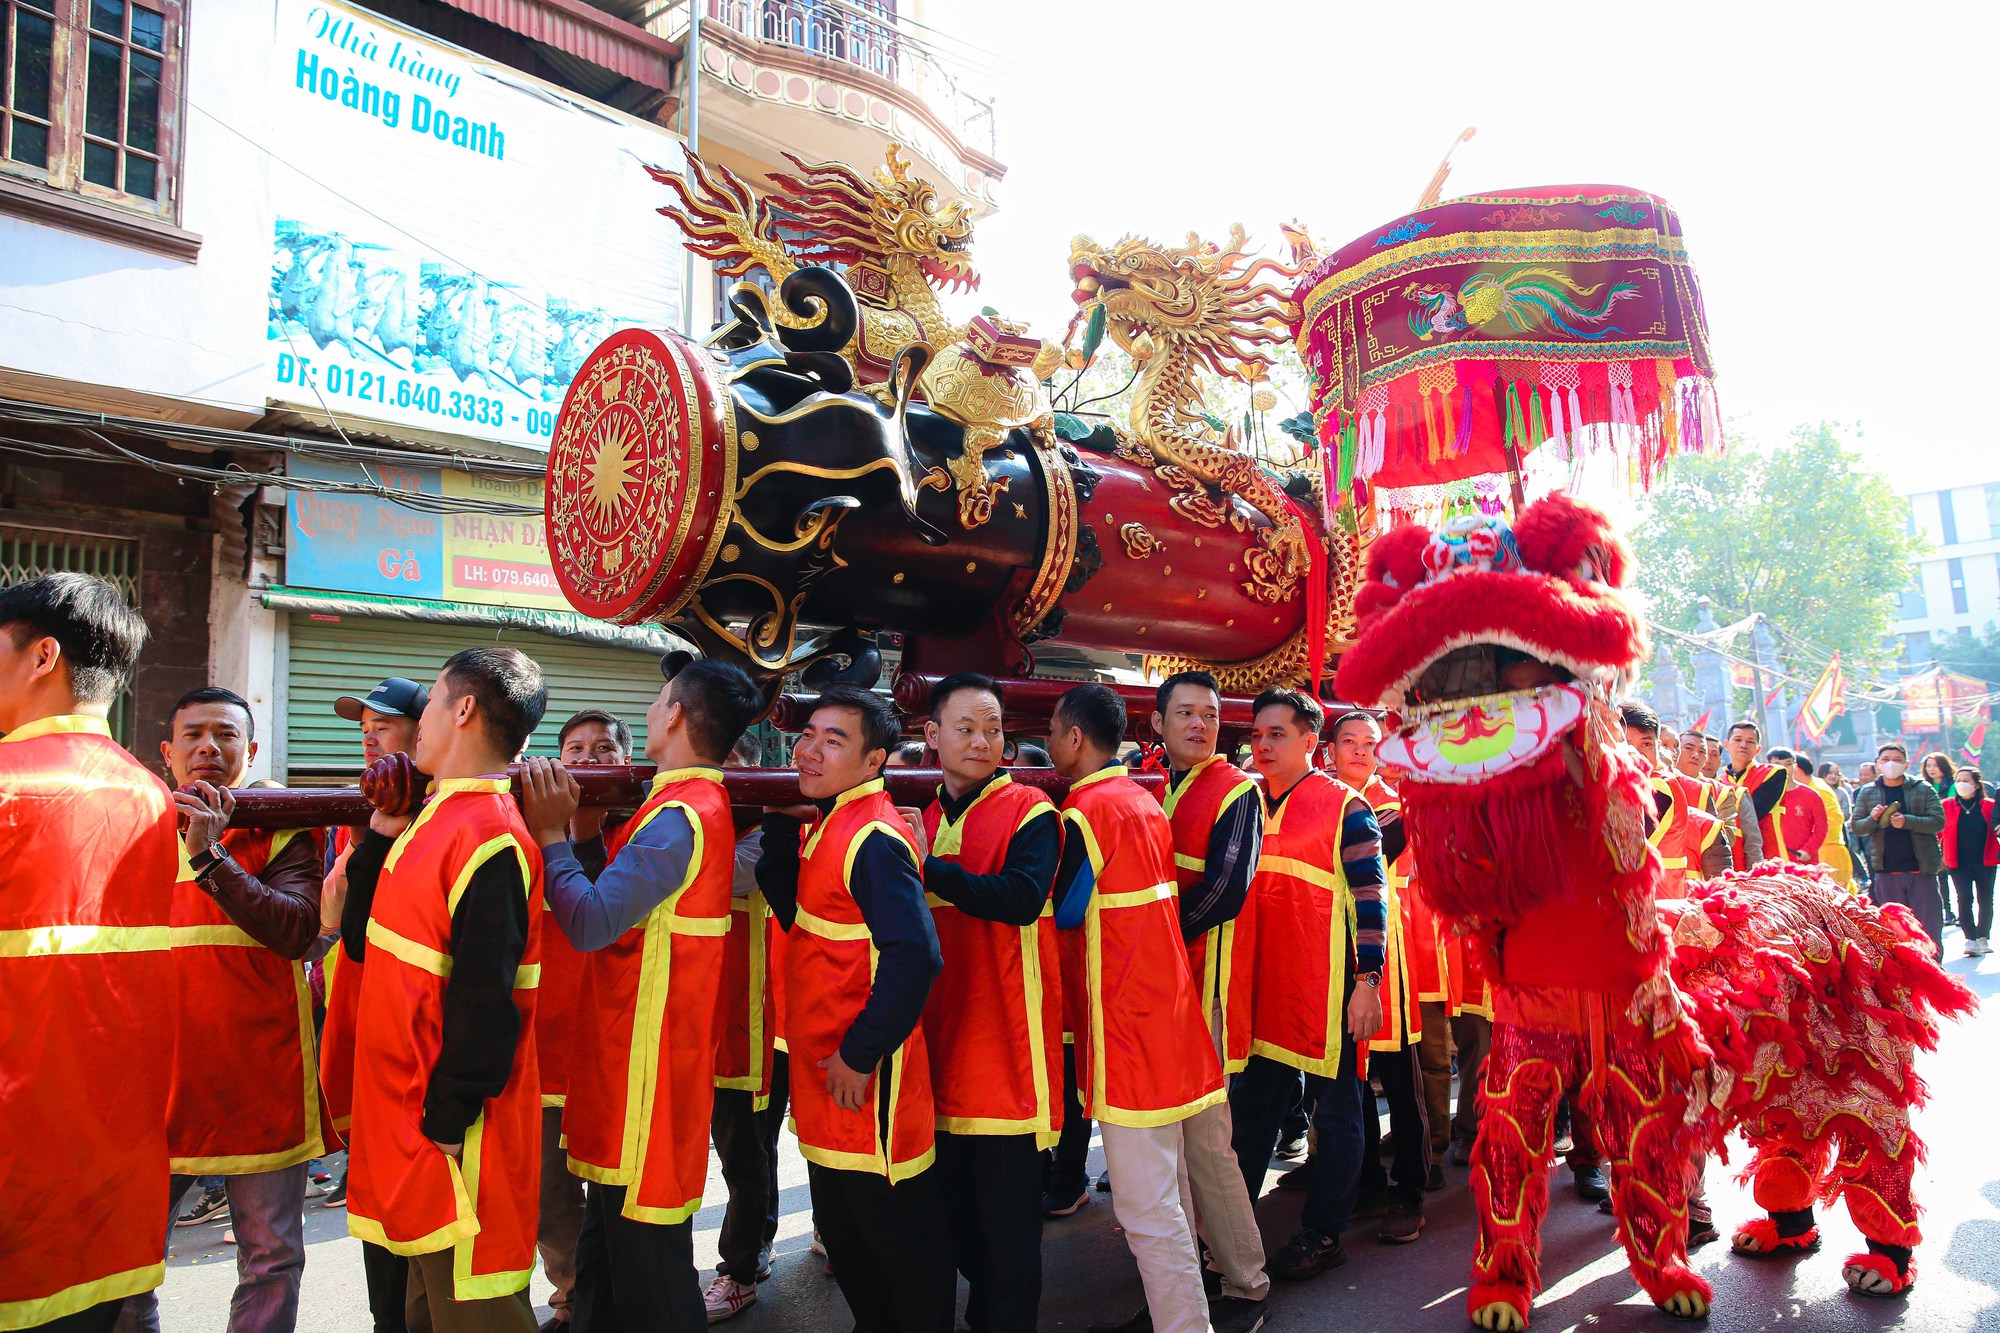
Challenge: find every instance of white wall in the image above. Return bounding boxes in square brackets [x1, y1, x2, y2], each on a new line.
[1895, 483, 2000, 657]
[0, 0, 275, 415]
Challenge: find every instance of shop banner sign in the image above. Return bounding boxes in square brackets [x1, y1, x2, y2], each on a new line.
[266, 0, 683, 451]
[287, 457, 571, 611]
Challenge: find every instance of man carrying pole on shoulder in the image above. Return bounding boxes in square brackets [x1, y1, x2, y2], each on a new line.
[0, 574, 177, 1332]
[1048, 684, 1225, 1333]
[518, 659, 764, 1332]
[893, 672, 1063, 1333]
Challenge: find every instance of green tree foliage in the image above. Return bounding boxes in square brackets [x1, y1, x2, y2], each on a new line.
[1938, 623, 2000, 684]
[1632, 424, 1922, 676]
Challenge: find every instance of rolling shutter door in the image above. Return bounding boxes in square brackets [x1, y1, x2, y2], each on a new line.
[285, 612, 661, 779]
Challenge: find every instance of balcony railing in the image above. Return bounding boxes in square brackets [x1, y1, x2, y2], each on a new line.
[695, 0, 997, 157]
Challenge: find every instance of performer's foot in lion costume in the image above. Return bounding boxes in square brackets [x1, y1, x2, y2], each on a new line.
[1334, 495, 1973, 1328]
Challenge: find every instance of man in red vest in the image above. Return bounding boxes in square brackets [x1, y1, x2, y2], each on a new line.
[1229, 689, 1388, 1281]
[117, 687, 326, 1333]
[1723, 721, 1791, 866]
[1048, 684, 1224, 1333]
[894, 672, 1062, 1333]
[340, 647, 549, 1331]
[520, 707, 634, 1332]
[519, 659, 764, 1332]
[756, 684, 953, 1332]
[317, 674, 428, 1333]
[0, 573, 175, 1332]
[1142, 669, 1271, 1333]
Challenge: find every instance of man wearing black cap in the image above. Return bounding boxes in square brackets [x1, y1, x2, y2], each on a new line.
[334, 677, 430, 764]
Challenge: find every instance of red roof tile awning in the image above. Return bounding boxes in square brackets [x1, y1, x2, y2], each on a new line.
[438, 0, 682, 91]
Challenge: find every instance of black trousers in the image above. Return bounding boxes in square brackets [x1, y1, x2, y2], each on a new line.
[1357, 1040, 1432, 1207]
[362, 1240, 412, 1333]
[1044, 1043, 1091, 1198]
[570, 1182, 703, 1333]
[711, 1051, 791, 1279]
[807, 1162, 956, 1333]
[33, 1303, 123, 1332]
[1950, 865, 1995, 941]
[936, 1132, 1043, 1333]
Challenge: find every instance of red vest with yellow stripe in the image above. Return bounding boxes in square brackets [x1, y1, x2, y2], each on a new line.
[1250, 771, 1366, 1077]
[564, 769, 734, 1223]
[168, 825, 327, 1172]
[714, 871, 779, 1108]
[1447, 933, 1494, 1019]
[1061, 768, 1223, 1127]
[1160, 756, 1258, 1074]
[1359, 775, 1423, 1055]
[0, 717, 180, 1325]
[920, 774, 1063, 1141]
[537, 908, 586, 1110]
[1727, 762, 1790, 868]
[1649, 775, 1723, 897]
[784, 779, 936, 1180]
[320, 825, 362, 1139]
[347, 779, 543, 1300]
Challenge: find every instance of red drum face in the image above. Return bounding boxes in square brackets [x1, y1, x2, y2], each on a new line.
[545, 328, 733, 624]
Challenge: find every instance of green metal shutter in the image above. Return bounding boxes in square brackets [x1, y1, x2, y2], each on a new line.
[285, 613, 661, 780]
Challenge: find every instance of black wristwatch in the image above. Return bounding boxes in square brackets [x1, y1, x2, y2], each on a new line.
[189, 842, 231, 880]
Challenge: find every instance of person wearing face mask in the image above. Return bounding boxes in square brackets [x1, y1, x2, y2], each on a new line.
[1941, 767, 1996, 956]
[1849, 743, 1946, 953]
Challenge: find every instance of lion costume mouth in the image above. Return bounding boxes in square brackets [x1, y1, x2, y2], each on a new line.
[1385, 681, 1588, 786]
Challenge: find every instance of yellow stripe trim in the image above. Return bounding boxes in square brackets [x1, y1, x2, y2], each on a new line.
[0, 713, 112, 742]
[347, 1204, 477, 1258]
[0, 924, 170, 957]
[792, 905, 872, 941]
[1096, 882, 1176, 909]
[1093, 1085, 1227, 1129]
[1256, 855, 1343, 892]
[364, 920, 536, 987]
[168, 924, 262, 948]
[0, 1261, 162, 1328]
[447, 836, 533, 918]
[1173, 852, 1206, 871]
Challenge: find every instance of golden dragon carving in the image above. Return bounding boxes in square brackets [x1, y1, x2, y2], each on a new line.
[652, 146, 977, 386]
[1066, 224, 1313, 604]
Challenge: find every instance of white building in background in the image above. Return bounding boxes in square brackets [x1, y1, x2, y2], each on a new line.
[1894, 480, 2000, 670]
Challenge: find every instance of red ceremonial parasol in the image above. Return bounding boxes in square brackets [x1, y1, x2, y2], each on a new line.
[1293, 186, 1719, 523]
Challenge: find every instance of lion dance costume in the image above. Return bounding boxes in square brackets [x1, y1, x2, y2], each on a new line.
[1333, 494, 1972, 1329]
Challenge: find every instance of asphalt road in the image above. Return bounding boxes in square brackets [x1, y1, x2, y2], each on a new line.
[153, 934, 2000, 1332]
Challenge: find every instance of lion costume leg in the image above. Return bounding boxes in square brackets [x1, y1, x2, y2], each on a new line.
[1732, 1125, 1829, 1258]
[1586, 1005, 1709, 1319]
[1466, 1021, 1568, 1329]
[1833, 1122, 1922, 1296]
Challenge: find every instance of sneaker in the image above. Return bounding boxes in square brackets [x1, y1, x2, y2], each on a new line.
[1379, 1201, 1425, 1244]
[716, 1247, 774, 1283]
[1688, 1214, 1721, 1248]
[1275, 1161, 1313, 1193]
[1096, 1169, 1113, 1193]
[1210, 1296, 1271, 1333]
[703, 1276, 757, 1324]
[1553, 1127, 1575, 1157]
[1350, 1188, 1393, 1219]
[1273, 1135, 1309, 1162]
[1426, 1163, 1447, 1192]
[1085, 1308, 1151, 1333]
[1272, 1226, 1346, 1280]
[1572, 1165, 1610, 1202]
[1044, 1187, 1090, 1218]
[1967, 941, 1982, 958]
[1448, 1137, 1475, 1166]
[176, 1185, 229, 1226]
[321, 1175, 348, 1208]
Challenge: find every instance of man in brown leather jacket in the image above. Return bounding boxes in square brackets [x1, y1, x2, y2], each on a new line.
[116, 687, 324, 1333]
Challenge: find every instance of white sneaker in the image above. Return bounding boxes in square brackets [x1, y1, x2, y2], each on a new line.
[703, 1276, 757, 1324]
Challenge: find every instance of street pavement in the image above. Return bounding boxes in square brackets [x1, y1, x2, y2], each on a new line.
[154, 933, 2000, 1332]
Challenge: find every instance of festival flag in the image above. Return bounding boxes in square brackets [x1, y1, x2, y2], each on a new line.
[1688, 707, 1713, 735]
[1965, 720, 1988, 765]
[1796, 654, 1847, 744]
[1727, 660, 1757, 691]
[1763, 682, 1786, 710]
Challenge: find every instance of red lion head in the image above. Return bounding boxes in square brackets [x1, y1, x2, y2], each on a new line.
[1335, 494, 1653, 924]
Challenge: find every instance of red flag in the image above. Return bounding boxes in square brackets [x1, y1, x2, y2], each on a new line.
[1964, 720, 1988, 765]
[1763, 682, 1785, 710]
[1688, 707, 1713, 735]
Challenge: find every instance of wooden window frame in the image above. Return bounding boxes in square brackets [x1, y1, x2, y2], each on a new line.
[0, 0, 199, 259]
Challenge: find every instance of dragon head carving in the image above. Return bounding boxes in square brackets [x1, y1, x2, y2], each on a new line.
[771, 146, 978, 294]
[1066, 225, 1293, 379]
[1334, 494, 1652, 923]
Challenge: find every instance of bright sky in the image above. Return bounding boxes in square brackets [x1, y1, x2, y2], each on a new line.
[923, 0, 1993, 497]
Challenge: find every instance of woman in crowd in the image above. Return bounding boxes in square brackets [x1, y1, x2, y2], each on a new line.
[1942, 766, 1996, 957]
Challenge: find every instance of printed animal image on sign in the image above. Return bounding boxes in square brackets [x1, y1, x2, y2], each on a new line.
[264, 0, 684, 451]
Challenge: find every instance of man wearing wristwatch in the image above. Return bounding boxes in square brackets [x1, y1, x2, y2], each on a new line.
[1228, 688, 1389, 1282]
[119, 687, 328, 1333]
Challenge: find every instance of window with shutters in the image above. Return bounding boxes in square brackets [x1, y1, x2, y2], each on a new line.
[1, 0, 195, 255]
[0, 522, 141, 743]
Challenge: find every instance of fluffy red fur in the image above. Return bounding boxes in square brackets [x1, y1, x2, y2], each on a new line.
[1510, 491, 1633, 588]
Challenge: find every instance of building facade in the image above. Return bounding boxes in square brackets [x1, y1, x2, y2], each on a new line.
[1894, 480, 2000, 670]
[0, 0, 1002, 776]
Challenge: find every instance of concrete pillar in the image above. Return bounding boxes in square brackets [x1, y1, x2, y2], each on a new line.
[207, 490, 283, 782]
[1691, 598, 1728, 731]
[1753, 616, 1793, 746]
